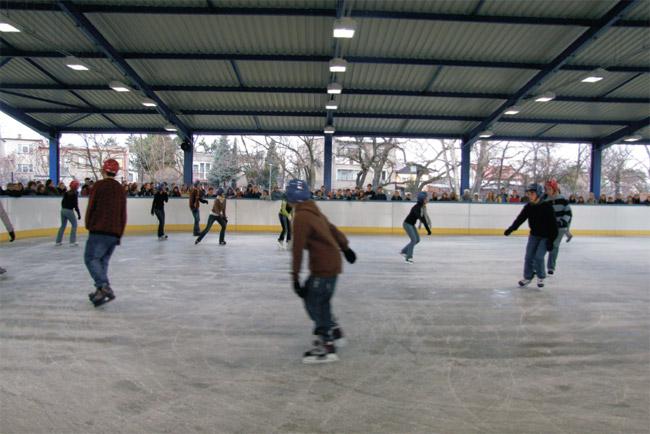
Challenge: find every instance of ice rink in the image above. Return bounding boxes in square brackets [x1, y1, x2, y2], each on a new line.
[1, 233, 649, 433]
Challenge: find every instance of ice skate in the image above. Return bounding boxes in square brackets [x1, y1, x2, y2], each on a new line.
[90, 286, 115, 307]
[518, 278, 532, 287]
[158, 235, 168, 241]
[219, 241, 227, 246]
[303, 339, 338, 364]
[331, 326, 347, 348]
[70, 242, 78, 246]
[547, 268, 554, 275]
[277, 240, 284, 250]
[405, 257, 414, 264]
[55, 242, 62, 246]
[0, 266, 6, 275]
[537, 278, 545, 288]
[195, 237, 201, 245]
[566, 232, 573, 243]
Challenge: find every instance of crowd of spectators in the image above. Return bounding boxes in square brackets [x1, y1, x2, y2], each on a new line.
[2, 179, 650, 205]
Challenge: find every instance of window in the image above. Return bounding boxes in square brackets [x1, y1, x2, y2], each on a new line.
[17, 164, 33, 173]
[337, 169, 357, 181]
[19, 144, 30, 154]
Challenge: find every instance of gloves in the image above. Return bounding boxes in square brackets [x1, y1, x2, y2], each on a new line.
[200, 199, 208, 204]
[504, 228, 513, 236]
[343, 248, 356, 264]
[293, 279, 307, 298]
[9, 231, 15, 242]
[546, 239, 554, 251]
[77, 214, 81, 220]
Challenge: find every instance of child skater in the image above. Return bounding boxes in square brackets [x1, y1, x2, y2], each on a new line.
[151, 183, 169, 240]
[504, 183, 558, 288]
[401, 191, 431, 263]
[542, 179, 572, 275]
[277, 195, 292, 249]
[195, 188, 228, 245]
[55, 180, 81, 246]
[287, 179, 357, 364]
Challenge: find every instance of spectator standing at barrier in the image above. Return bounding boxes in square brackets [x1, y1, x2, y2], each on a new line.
[504, 183, 558, 288]
[391, 190, 403, 201]
[0, 201, 16, 274]
[151, 184, 169, 240]
[542, 179, 572, 275]
[195, 189, 228, 245]
[288, 179, 356, 364]
[462, 189, 472, 202]
[85, 159, 127, 307]
[509, 190, 521, 203]
[277, 195, 292, 249]
[189, 182, 208, 236]
[55, 180, 81, 246]
[374, 186, 387, 201]
[401, 192, 431, 264]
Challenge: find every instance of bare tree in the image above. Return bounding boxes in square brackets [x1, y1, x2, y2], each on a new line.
[402, 139, 455, 193]
[602, 145, 647, 195]
[336, 137, 403, 188]
[64, 135, 123, 181]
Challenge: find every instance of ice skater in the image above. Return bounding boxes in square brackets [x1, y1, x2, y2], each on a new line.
[84, 159, 127, 307]
[0, 201, 16, 274]
[189, 181, 208, 236]
[542, 179, 572, 275]
[288, 179, 357, 364]
[195, 188, 228, 245]
[55, 180, 81, 246]
[504, 183, 558, 288]
[277, 195, 292, 249]
[151, 183, 169, 240]
[401, 191, 431, 263]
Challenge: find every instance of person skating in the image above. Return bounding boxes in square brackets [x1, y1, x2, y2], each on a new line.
[0, 201, 16, 274]
[542, 179, 572, 275]
[504, 183, 558, 288]
[401, 192, 431, 263]
[189, 181, 208, 236]
[84, 159, 127, 307]
[151, 183, 169, 240]
[288, 179, 357, 364]
[55, 180, 81, 246]
[277, 195, 292, 249]
[195, 189, 228, 245]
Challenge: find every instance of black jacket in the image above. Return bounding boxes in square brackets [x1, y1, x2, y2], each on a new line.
[151, 191, 169, 213]
[404, 202, 431, 233]
[507, 201, 558, 239]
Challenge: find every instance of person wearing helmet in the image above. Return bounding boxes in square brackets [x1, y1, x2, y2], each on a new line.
[542, 179, 573, 275]
[194, 188, 227, 245]
[400, 191, 431, 263]
[189, 181, 209, 236]
[84, 159, 127, 307]
[288, 179, 357, 364]
[151, 183, 169, 240]
[277, 194, 292, 249]
[504, 183, 558, 288]
[55, 180, 82, 246]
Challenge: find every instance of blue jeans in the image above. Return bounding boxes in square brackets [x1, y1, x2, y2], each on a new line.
[56, 209, 78, 244]
[84, 233, 119, 289]
[401, 222, 420, 259]
[154, 209, 165, 237]
[191, 208, 201, 235]
[524, 235, 548, 279]
[303, 276, 337, 340]
[547, 228, 567, 270]
[196, 214, 227, 243]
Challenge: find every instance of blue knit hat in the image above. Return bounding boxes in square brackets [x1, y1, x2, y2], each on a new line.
[286, 179, 311, 203]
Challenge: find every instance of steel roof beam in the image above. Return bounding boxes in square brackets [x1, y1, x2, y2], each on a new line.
[1, 2, 646, 28]
[56, 0, 192, 141]
[463, 0, 640, 148]
[0, 101, 56, 138]
[593, 116, 650, 149]
[2, 83, 647, 104]
[4, 48, 648, 74]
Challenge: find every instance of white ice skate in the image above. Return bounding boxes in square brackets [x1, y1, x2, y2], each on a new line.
[537, 278, 545, 288]
[303, 340, 339, 364]
[277, 241, 284, 250]
[518, 278, 532, 287]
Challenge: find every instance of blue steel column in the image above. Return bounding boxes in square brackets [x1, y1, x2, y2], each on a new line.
[589, 143, 602, 198]
[183, 136, 194, 186]
[323, 134, 333, 191]
[460, 141, 471, 193]
[48, 132, 60, 183]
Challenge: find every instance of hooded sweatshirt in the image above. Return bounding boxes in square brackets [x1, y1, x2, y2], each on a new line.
[292, 200, 349, 278]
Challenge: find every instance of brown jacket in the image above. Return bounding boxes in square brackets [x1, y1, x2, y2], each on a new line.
[292, 200, 349, 278]
[189, 187, 201, 210]
[211, 197, 226, 217]
[85, 178, 127, 238]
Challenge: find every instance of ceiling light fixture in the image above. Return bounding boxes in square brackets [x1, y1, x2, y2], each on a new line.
[503, 105, 521, 115]
[65, 56, 89, 71]
[478, 130, 494, 138]
[142, 98, 157, 107]
[623, 135, 642, 142]
[327, 83, 342, 94]
[164, 123, 177, 132]
[534, 92, 556, 102]
[109, 80, 130, 92]
[581, 68, 606, 83]
[329, 58, 348, 73]
[0, 19, 20, 33]
[325, 101, 338, 110]
[324, 125, 336, 134]
[333, 17, 357, 38]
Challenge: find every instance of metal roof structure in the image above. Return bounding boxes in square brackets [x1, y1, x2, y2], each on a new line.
[0, 0, 648, 148]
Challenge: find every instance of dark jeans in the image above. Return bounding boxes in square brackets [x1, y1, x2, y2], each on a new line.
[303, 276, 337, 340]
[401, 222, 420, 259]
[191, 208, 200, 235]
[154, 208, 165, 237]
[84, 233, 119, 289]
[524, 235, 548, 279]
[278, 214, 291, 242]
[196, 214, 227, 243]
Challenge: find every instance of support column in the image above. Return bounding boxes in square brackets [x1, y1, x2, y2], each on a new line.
[183, 136, 194, 186]
[460, 140, 471, 193]
[323, 134, 333, 191]
[589, 143, 602, 198]
[48, 132, 60, 183]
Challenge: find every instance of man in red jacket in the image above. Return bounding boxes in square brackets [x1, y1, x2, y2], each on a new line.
[85, 159, 127, 307]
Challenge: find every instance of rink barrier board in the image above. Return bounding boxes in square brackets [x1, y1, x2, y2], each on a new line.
[1, 197, 649, 242]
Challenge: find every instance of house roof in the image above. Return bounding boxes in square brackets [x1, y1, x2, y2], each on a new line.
[0, 0, 648, 148]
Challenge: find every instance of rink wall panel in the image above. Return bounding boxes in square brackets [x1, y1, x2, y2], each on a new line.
[1, 197, 649, 241]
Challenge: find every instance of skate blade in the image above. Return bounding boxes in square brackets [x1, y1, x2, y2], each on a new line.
[92, 296, 115, 307]
[334, 338, 347, 348]
[302, 354, 339, 364]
